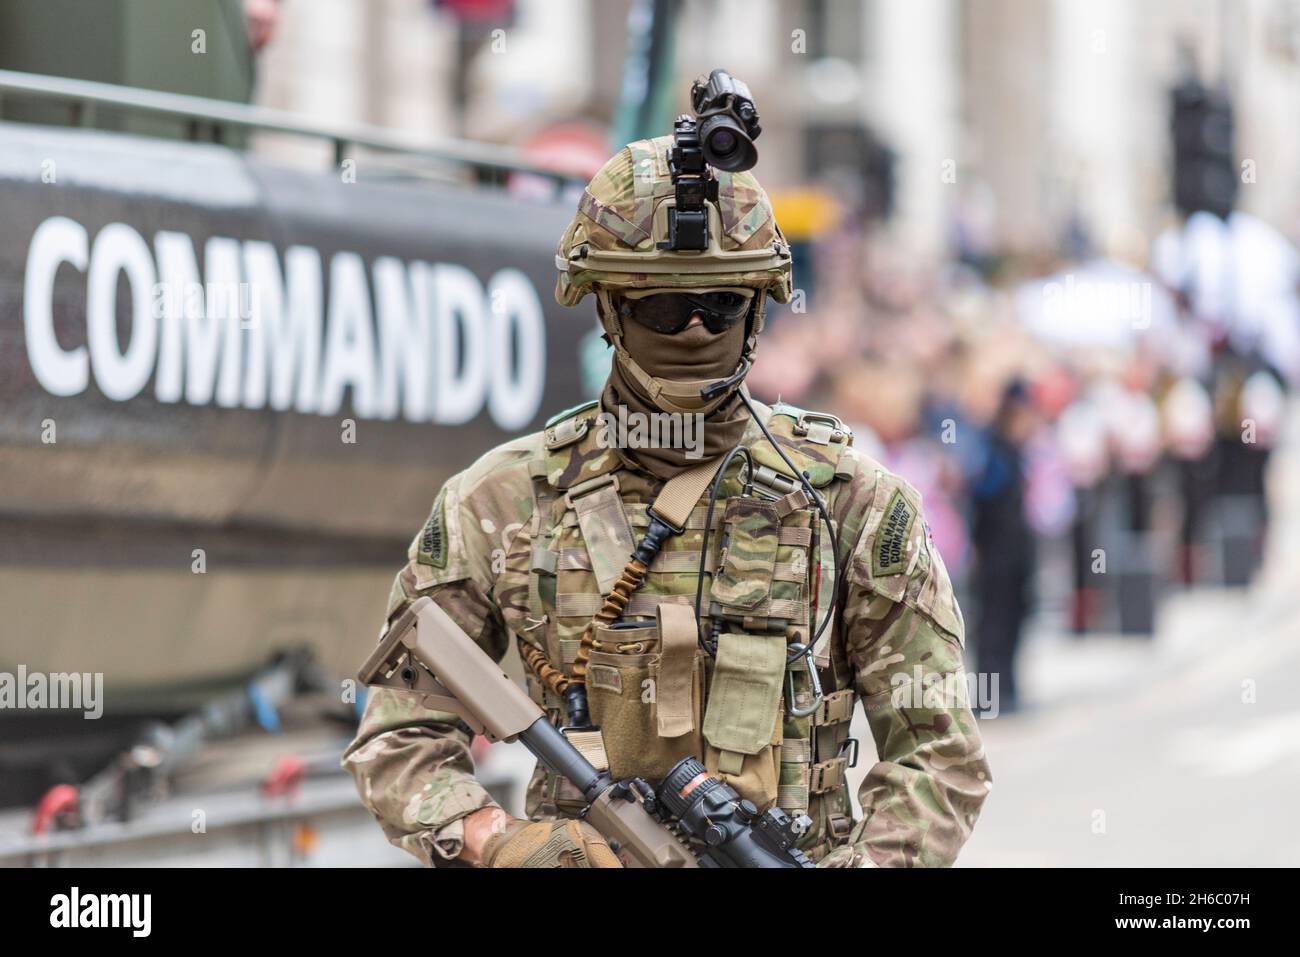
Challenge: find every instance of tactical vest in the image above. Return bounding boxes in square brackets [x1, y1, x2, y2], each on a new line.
[518, 400, 860, 860]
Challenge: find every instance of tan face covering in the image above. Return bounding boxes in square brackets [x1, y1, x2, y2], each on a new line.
[602, 315, 752, 479]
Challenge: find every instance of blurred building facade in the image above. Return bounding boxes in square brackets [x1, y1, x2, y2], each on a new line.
[252, 0, 1300, 258]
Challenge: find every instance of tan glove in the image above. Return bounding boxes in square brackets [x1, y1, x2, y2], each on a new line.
[816, 845, 877, 868]
[479, 819, 623, 869]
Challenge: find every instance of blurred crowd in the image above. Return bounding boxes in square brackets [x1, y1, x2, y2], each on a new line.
[749, 201, 1298, 716]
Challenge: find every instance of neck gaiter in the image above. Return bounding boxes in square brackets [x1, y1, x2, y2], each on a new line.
[601, 319, 751, 480]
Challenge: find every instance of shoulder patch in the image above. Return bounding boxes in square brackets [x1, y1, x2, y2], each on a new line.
[416, 487, 448, 568]
[872, 488, 916, 577]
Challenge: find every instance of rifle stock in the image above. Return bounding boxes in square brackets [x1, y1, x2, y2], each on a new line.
[357, 596, 698, 868]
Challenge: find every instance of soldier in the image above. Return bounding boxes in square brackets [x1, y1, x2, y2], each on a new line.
[343, 134, 991, 869]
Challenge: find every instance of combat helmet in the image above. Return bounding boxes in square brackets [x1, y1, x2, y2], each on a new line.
[555, 134, 792, 413]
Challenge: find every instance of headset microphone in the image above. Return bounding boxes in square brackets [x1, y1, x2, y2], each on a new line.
[699, 357, 752, 402]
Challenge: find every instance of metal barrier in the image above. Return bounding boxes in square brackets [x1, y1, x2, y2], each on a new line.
[0, 68, 579, 189]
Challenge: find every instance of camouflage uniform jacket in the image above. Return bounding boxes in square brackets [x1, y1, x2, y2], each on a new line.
[342, 399, 991, 867]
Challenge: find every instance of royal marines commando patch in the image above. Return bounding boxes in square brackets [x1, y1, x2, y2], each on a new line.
[873, 488, 916, 577]
[416, 488, 448, 568]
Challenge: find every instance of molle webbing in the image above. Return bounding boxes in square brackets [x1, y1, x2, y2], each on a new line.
[558, 593, 806, 621]
[564, 503, 813, 545]
[557, 548, 808, 581]
[570, 455, 729, 690]
[777, 689, 856, 815]
[520, 455, 564, 700]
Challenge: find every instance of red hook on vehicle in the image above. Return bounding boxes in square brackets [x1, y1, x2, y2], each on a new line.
[261, 755, 306, 797]
[31, 784, 80, 835]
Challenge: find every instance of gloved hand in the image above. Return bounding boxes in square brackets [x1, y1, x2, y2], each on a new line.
[816, 845, 877, 868]
[479, 818, 623, 869]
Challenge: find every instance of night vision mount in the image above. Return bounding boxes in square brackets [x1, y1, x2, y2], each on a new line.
[658, 69, 763, 252]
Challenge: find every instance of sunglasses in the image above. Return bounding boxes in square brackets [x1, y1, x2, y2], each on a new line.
[617, 291, 753, 335]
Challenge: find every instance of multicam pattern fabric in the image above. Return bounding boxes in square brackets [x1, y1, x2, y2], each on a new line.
[715, 169, 776, 245]
[748, 413, 847, 487]
[711, 497, 779, 610]
[342, 400, 991, 867]
[554, 134, 793, 309]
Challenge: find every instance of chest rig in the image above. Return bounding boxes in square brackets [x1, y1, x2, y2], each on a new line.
[517, 400, 861, 856]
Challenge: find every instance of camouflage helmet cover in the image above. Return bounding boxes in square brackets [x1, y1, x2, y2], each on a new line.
[554, 135, 793, 311]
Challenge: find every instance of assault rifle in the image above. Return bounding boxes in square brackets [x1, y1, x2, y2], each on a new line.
[357, 597, 814, 868]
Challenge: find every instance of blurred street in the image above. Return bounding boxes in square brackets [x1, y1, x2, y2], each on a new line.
[956, 409, 1300, 866]
[960, 585, 1300, 866]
